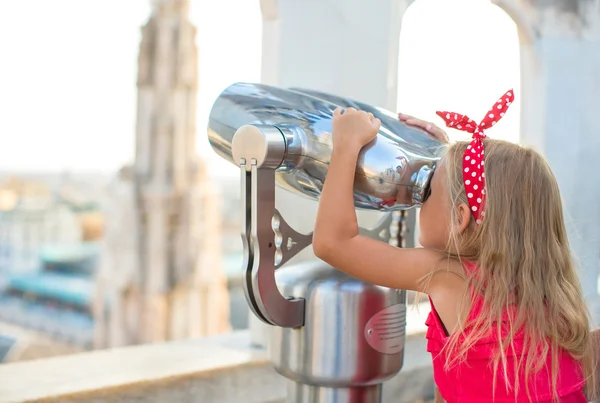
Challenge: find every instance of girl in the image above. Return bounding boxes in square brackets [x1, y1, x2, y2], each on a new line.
[312, 91, 596, 402]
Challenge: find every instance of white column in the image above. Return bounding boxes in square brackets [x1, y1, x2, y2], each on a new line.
[495, 0, 600, 324]
[534, 34, 600, 325]
[261, 0, 412, 110]
[256, 0, 414, 348]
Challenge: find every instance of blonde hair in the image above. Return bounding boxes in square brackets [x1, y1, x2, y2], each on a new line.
[440, 139, 596, 400]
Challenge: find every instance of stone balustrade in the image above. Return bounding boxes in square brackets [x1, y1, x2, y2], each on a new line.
[0, 330, 433, 403]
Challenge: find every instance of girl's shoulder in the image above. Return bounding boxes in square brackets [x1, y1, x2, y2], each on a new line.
[427, 258, 473, 294]
[426, 258, 474, 336]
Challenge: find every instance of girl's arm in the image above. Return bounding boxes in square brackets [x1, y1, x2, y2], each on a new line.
[434, 385, 446, 403]
[312, 108, 444, 292]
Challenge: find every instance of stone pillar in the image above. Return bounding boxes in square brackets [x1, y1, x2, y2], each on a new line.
[256, 0, 414, 347]
[494, 0, 600, 323]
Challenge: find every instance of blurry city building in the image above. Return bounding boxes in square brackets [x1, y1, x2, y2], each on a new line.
[0, 177, 83, 274]
[0, 176, 102, 362]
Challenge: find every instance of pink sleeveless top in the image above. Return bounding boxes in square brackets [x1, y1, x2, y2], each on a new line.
[426, 292, 587, 402]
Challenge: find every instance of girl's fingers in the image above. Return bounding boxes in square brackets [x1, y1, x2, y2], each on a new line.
[398, 113, 450, 143]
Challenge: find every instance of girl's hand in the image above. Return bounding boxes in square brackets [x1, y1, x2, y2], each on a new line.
[398, 113, 449, 144]
[332, 107, 381, 151]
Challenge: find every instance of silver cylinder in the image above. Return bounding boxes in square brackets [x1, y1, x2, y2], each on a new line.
[270, 261, 406, 403]
[208, 82, 443, 210]
[287, 382, 382, 403]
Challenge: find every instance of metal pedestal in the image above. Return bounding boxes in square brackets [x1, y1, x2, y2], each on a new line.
[288, 382, 382, 403]
[270, 262, 406, 403]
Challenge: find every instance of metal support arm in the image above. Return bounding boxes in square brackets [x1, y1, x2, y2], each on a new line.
[235, 125, 308, 328]
[233, 124, 409, 329]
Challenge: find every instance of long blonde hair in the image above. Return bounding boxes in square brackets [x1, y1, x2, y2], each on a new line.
[440, 139, 596, 399]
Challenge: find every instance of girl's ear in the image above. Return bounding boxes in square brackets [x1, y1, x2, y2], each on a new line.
[456, 202, 472, 234]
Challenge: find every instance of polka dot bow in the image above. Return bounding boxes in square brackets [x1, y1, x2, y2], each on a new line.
[435, 89, 515, 224]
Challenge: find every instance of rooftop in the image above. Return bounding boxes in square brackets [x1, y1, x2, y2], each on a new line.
[6, 272, 94, 308]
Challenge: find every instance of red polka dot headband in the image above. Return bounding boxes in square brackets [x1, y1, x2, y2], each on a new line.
[436, 89, 515, 224]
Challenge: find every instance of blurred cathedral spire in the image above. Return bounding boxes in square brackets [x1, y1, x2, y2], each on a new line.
[94, 0, 230, 348]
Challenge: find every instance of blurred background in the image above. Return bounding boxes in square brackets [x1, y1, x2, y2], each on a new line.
[0, 0, 597, 379]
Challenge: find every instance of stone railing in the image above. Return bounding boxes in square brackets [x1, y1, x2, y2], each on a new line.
[0, 329, 433, 403]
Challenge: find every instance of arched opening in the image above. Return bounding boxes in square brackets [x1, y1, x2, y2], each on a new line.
[397, 0, 521, 144]
[396, 0, 521, 281]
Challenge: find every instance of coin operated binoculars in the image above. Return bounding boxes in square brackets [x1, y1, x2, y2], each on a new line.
[208, 83, 443, 403]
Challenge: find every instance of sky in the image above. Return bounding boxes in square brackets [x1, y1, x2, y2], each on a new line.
[0, 0, 519, 177]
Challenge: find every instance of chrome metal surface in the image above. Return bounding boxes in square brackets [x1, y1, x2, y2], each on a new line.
[358, 212, 394, 243]
[232, 124, 287, 171]
[272, 209, 313, 268]
[270, 261, 406, 389]
[208, 82, 444, 210]
[364, 304, 405, 355]
[237, 127, 307, 328]
[287, 382, 382, 403]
